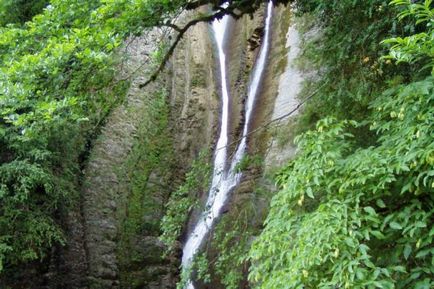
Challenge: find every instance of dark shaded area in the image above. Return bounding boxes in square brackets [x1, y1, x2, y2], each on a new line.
[0, 0, 49, 26]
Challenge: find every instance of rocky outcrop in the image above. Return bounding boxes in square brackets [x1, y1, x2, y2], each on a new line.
[59, 205, 88, 288]
[225, 10, 264, 154]
[81, 31, 166, 288]
[169, 9, 219, 169]
[264, 20, 303, 172]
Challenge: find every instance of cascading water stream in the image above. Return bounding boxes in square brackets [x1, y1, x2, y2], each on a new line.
[181, 2, 273, 288]
[181, 5, 231, 272]
[229, 0, 273, 173]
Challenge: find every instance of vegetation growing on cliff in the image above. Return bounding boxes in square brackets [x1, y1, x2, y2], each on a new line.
[160, 150, 211, 252]
[116, 88, 175, 286]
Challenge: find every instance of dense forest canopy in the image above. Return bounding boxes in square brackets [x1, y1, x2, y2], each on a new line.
[0, 0, 433, 288]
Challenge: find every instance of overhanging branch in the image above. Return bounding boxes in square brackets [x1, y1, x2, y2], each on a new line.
[139, 9, 228, 88]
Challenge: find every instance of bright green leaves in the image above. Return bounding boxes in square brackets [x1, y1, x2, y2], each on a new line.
[390, 0, 434, 23]
[250, 120, 364, 288]
[249, 197, 380, 289]
[370, 77, 434, 197]
[249, 45, 433, 288]
[249, 104, 433, 288]
[193, 254, 212, 285]
[275, 118, 355, 206]
[382, 0, 434, 73]
[382, 33, 434, 69]
[0, 0, 189, 143]
[364, 206, 377, 216]
[389, 221, 403, 230]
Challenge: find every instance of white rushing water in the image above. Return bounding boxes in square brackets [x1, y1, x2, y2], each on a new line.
[181, 3, 273, 288]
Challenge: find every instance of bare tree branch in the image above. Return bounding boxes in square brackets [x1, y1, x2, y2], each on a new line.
[161, 22, 183, 32]
[139, 9, 228, 88]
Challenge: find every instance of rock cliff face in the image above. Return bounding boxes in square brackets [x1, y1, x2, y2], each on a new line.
[169, 11, 219, 168]
[264, 20, 304, 172]
[74, 9, 221, 289]
[79, 30, 169, 289]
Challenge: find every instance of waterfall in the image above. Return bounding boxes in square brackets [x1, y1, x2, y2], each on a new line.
[181, 2, 273, 288]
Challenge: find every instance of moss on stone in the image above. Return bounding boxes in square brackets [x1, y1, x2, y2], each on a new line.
[116, 89, 177, 287]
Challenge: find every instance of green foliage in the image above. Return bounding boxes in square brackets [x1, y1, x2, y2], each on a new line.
[0, 0, 190, 273]
[194, 253, 212, 284]
[248, 1, 434, 288]
[160, 150, 211, 252]
[250, 91, 433, 287]
[212, 199, 262, 289]
[382, 0, 434, 73]
[177, 253, 211, 289]
[293, 0, 415, 129]
[177, 252, 214, 289]
[0, 121, 83, 270]
[234, 154, 264, 173]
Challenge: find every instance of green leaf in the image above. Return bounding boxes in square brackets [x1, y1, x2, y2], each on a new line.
[389, 221, 403, 230]
[371, 230, 386, 239]
[415, 249, 431, 259]
[376, 199, 386, 208]
[344, 237, 356, 248]
[364, 206, 376, 215]
[306, 187, 314, 199]
[414, 278, 431, 289]
[355, 269, 365, 280]
[414, 221, 426, 228]
[404, 244, 412, 260]
[392, 266, 407, 273]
